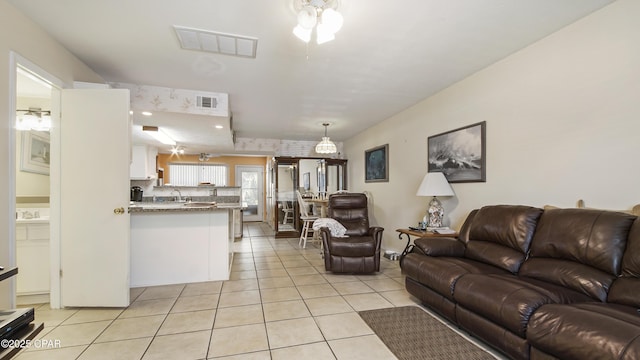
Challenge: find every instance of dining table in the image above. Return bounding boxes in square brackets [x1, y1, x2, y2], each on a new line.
[307, 198, 329, 218]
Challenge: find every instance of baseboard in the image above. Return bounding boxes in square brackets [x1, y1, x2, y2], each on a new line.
[17, 293, 49, 306]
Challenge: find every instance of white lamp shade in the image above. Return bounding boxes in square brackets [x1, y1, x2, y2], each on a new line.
[16, 113, 51, 131]
[316, 23, 335, 44]
[416, 172, 455, 197]
[315, 137, 337, 154]
[321, 9, 343, 33]
[297, 6, 318, 29]
[33, 115, 52, 131]
[293, 25, 312, 43]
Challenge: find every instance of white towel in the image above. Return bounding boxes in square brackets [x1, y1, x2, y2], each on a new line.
[313, 218, 348, 237]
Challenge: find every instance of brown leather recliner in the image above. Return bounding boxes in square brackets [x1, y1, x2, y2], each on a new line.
[319, 193, 384, 273]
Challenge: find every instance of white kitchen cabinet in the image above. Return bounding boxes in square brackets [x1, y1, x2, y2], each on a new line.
[16, 222, 50, 297]
[130, 145, 158, 179]
[130, 208, 235, 287]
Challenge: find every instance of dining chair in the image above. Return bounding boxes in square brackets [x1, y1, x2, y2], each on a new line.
[297, 191, 319, 248]
[282, 200, 294, 224]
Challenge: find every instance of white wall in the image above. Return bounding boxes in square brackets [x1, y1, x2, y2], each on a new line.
[0, 1, 103, 307]
[344, 0, 640, 252]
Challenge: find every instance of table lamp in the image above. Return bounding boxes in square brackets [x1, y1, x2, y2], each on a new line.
[416, 172, 455, 228]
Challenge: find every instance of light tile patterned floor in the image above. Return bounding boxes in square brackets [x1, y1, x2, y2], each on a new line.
[13, 222, 500, 359]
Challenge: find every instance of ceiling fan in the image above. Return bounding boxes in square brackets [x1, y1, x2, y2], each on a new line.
[198, 153, 218, 162]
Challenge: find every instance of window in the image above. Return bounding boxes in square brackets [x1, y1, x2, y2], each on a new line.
[169, 163, 227, 186]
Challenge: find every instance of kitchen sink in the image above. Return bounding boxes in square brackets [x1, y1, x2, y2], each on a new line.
[131, 202, 184, 209]
[182, 202, 216, 207]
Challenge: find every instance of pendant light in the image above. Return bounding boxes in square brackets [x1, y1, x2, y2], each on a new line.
[315, 123, 337, 154]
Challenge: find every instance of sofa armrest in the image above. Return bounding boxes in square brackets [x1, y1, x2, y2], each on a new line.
[413, 237, 465, 257]
[368, 226, 384, 239]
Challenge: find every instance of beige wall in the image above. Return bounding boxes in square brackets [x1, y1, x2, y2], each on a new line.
[344, 0, 640, 252]
[0, 0, 103, 307]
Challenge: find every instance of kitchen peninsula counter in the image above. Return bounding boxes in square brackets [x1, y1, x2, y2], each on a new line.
[128, 202, 237, 213]
[129, 203, 241, 287]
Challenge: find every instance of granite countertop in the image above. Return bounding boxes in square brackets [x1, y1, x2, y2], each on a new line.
[129, 202, 242, 213]
[16, 218, 50, 224]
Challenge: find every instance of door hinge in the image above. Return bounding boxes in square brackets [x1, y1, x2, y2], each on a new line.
[59, 269, 63, 277]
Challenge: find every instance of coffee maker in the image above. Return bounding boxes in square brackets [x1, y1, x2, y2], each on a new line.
[130, 186, 143, 202]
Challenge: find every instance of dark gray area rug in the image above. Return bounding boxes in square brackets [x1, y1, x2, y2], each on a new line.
[359, 306, 495, 360]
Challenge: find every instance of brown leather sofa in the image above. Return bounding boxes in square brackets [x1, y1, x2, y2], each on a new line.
[401, 205, 639, 360]
[319, 193, 384, 273]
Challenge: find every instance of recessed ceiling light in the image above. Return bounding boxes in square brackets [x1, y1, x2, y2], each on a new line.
[215, 125, 223, 129]
[142, 111, 153, 116]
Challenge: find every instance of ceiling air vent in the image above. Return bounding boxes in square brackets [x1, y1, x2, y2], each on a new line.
[173, 26, 258, 58]
[196, 95, 218, 110]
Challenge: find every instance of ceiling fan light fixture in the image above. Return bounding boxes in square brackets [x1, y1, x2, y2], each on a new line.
[297, 6, 318, 29]
[293, 25, 312, 43]
[321, 8, 343, 33]
[292, 0, 342, 44]
[316, 23, 335, 44]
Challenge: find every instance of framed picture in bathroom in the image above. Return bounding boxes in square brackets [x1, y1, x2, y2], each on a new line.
[21, 130, 50, 175]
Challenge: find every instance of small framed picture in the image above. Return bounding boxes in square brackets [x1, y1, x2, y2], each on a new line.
[21, 130, 50, 175]
[365, 144, 389, 183]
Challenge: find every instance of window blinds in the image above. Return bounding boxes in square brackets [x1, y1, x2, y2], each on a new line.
[168, 163, 227, 186]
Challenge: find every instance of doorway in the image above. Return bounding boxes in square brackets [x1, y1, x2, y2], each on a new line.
[11, 54, 63, 308]
[236, 165, 264, 222]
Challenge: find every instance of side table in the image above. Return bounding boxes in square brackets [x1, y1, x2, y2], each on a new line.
[396, 228, 459, 263]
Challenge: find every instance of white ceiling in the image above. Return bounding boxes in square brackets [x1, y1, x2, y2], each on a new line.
[11, 0, 614, 152]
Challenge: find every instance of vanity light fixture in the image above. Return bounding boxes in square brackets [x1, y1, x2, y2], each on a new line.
[142, 125, 176, 145]
[16, 108, 51, 131]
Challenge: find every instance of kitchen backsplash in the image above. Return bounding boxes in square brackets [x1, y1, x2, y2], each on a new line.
[130, 182, 240, 204]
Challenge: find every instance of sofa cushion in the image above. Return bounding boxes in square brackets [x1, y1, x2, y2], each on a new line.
[527, 208, 635, 275]
[402, 254, 509, 300]
[520, 208, 636, 301]
[464, 205, 543, 273]
[519, 258, 616, 302]
[608, 217, 640, 306]
[413, 237, 465, 257]
[453, 274, 593, 337]
[328, 193, 369, 236]
[327, 236, 376, 257]
[621, 218, 640, 277]
[528, 303, 640, 360]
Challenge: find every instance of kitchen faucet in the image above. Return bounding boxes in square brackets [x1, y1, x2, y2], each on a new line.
[171, 188, 183, 202]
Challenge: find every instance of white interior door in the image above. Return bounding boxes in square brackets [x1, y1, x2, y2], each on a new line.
[60, 89, 130, 307]
[236, 166, 263, 222]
